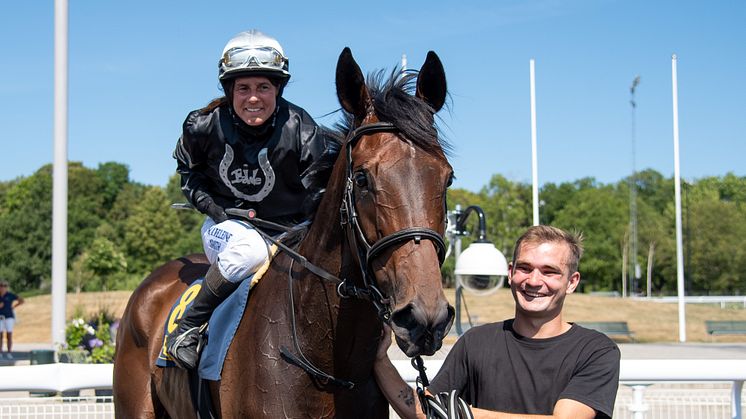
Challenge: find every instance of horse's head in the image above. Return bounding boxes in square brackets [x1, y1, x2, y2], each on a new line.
[335, 48, 455, 356]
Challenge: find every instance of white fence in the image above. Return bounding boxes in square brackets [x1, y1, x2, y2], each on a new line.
[636, 295, 746, 308]
[2, 360, 746, 418]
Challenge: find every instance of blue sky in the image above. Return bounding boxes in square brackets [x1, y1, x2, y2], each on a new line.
[1, 0, 744, 192]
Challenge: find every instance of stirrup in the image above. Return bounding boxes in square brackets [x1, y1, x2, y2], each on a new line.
[167, 324, 207, 369]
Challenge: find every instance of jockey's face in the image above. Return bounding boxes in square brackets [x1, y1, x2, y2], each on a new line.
[232, 76, 278, 126]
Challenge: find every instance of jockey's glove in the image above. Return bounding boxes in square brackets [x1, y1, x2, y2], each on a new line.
[195, 195, 229, 224]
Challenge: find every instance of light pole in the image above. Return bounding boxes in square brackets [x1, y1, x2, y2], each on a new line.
[629, 76, 641, 296]
[447, 205, 508, 335]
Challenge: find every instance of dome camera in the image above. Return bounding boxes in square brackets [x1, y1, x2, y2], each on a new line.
[454, 241, 508, 296]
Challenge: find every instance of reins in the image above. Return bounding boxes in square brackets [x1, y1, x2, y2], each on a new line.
[214, 121, 447, 390]
[412, 356, 474, 419]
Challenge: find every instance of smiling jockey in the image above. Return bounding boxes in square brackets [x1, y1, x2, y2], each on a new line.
[167, 30, 338, 370]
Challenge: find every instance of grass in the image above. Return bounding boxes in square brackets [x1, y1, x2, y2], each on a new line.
[11, 289, 746, 344]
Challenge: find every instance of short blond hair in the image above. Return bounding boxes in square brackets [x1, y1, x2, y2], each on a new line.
[512, 225, 584, 274]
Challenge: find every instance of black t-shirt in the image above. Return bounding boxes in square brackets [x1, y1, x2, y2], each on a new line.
[429, 320, 620, 418]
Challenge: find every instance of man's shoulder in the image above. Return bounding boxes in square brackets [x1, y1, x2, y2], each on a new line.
[571, 323, 620, 349]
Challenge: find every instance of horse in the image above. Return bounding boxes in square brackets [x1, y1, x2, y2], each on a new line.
[113, 47, 455, 418]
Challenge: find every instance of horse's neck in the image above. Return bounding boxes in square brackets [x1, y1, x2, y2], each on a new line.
[288, 174, 381, 379]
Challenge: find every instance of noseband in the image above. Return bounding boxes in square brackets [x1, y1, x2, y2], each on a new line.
[339, 122, 447, 322]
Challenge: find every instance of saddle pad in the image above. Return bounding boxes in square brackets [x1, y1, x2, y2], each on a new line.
[156, 244, 278, 381]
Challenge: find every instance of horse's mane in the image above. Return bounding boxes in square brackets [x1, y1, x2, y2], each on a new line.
[333, 69, 452, 157]
[304, 69, 451, 211]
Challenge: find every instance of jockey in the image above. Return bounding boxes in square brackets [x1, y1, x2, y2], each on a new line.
[167, 29, 338, 370]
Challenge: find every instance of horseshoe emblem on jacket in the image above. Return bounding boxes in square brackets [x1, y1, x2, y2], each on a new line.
[219, 145, 275, 202]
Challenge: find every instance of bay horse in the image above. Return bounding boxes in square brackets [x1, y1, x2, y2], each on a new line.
[113, 47, 455, 418]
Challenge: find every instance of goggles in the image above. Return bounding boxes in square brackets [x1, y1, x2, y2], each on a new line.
[221, 46, 287, 72]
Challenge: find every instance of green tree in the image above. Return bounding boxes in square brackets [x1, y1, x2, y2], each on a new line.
[83, 236, 128, 291]
[0, 166, 54, 290]
[552, 186, 628, 292]
[540, 177, 598, 225]
[166, 173, 204, 256]
[479, 174, 532, 255]
[96, 162, 130, 210]
[123, 187, 182, 274]
[683, 180, 746, 294]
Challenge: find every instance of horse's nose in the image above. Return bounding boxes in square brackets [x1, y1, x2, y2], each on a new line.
[390, 299, 455, 357]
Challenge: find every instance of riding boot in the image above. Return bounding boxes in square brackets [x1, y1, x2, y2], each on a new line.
[166, 264, 239, 369]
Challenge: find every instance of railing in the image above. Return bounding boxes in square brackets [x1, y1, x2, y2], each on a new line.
[1, 360, 745, 418]
[0, 363, 112, 392]
[637, 295, 746, 308]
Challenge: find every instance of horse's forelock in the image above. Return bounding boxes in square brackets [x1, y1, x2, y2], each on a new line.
[330, 68, 451, 157]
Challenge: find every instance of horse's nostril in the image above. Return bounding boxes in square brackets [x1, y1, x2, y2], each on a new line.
[391, 304, 418, 330]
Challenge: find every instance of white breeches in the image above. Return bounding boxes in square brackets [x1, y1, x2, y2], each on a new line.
[201, 218, 272, 283]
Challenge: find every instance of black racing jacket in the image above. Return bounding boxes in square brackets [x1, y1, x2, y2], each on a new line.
[173, 98, 338, 225]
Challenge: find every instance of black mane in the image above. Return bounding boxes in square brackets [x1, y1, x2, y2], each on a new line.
[334, 69, 451, 156]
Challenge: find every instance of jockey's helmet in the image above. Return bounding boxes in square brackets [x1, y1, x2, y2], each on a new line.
[218, 30, 290, 89]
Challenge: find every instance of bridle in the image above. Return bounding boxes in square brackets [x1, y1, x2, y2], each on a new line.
[234, 121, 448, 389]
[338, 121, 447, 322]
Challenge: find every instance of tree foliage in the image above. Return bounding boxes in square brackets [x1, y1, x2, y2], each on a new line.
[0, 162, 744, 296]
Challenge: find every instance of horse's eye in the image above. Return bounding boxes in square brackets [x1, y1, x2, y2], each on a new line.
[354, 172, 368, 188]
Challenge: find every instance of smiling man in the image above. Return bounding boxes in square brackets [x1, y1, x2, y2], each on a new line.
[374, 225, 621, 418]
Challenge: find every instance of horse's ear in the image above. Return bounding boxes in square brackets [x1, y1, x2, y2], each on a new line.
[416, 51, 447, 112]
[336, 47, 371, 118]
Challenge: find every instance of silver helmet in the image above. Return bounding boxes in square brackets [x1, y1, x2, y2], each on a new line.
[218, 30, 290, 84]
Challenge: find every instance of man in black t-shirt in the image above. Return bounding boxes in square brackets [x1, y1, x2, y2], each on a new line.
[374, 225, 621, 418]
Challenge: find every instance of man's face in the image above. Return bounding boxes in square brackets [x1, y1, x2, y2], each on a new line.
[508, 241, 580, 320]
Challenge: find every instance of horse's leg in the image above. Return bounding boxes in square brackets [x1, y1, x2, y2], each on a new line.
[113, 303, 162, 418]
[114, 255, 209, 418]
[154, 369, 197, 419]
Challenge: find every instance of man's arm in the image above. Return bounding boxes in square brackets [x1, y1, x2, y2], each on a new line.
[468, 399, 595, 419]
[13, 295, 24, 308]
[373, 325, 425, 419]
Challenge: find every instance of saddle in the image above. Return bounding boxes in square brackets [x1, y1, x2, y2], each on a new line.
[156, 219, 309, 376]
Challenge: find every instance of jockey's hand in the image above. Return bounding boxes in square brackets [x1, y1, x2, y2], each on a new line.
[196, 196, 228, 224]
[377, 323, 393, 361]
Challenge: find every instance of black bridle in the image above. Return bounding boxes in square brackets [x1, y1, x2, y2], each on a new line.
[339, 122, 447, 322]
[230, 121, 447, 389]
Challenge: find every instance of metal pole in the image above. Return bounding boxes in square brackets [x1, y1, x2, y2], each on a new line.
[732, 380, 743, 419]
[628, 384, 650, 419]
[529, 59, 539, 226]
[52, 0, 69, 347]
[671, 54, 686, 342]
[629, 76, 641, 295]
[453, 205, 464, 335]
